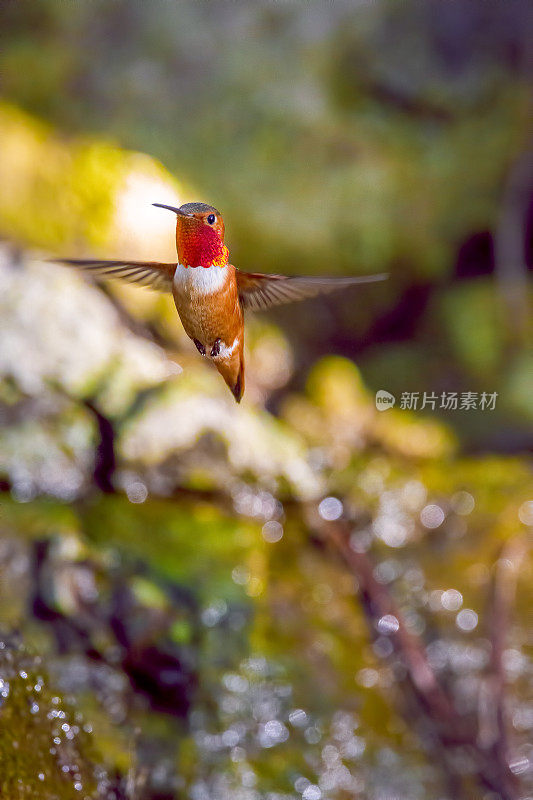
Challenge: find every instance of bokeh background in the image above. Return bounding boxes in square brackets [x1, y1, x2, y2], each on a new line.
[0, 2, 532, 799]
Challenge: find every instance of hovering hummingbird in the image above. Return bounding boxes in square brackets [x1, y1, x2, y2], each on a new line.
[57, 202, 387, 402]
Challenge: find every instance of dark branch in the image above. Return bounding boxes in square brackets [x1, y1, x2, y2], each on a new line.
[309, 510, 522, 800]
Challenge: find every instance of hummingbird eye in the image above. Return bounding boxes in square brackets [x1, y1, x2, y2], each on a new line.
[206, 213, 216, 225]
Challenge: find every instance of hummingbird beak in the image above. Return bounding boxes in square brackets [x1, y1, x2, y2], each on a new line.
[152, 203, 192, 216]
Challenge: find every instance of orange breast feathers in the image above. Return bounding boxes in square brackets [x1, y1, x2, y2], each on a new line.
[176, 221, 229, 268]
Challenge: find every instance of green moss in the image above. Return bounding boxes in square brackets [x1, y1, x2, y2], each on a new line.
[0, 649, 100, 799]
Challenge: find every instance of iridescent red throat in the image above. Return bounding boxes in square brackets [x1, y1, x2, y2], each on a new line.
[176, 223, 228, 268]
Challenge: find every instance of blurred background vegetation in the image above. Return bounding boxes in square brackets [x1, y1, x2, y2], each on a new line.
[0, 1, 531, 799]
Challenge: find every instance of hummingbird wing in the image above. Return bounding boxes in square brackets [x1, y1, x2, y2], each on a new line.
[236, 270, 388, 310]
[53, 259, 175, 292]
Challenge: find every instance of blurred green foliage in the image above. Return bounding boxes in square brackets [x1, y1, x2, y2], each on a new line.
[1, 0, 530, 276]
[1, 0, 531, 446]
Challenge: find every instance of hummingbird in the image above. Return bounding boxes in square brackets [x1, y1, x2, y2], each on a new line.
[57, 202, 387, 402]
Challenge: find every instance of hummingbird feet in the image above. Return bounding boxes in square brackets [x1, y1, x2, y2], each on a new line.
[193, 339, 206, 356]
[210, 338, 222, 358]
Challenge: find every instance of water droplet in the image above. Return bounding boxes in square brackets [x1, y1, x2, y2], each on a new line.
[222, 728, 240, 747]
[304, 726, 321, 744]
[261, 520, 283, 543]
[318, 497, 343, 521]
[231, 566, 248, 585]
[420, 504, 445, 529]
[456, 609, 478, 631]
[518, 500, 533, 526]
[222, 673, 248, 693]
[376, 614, 399, 635]
[126, 480, 148, 504]
[260, 719, 288, 746]
[373, 636, 394, 658]
[508, 755, 529, 775]
[302, 785, 322, 800]
[356, 668, 379, 688]
[294, 777, 310, 793]
[451, 491, 475, 515]
[289, 709, 307, 727]
[201, 600, 227, 627]
[441, 589, 463, 611]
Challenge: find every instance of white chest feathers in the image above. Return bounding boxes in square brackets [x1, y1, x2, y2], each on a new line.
[173, 263, 229, 295]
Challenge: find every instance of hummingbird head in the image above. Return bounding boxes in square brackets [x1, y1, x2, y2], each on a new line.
[153, 201, 228, 268]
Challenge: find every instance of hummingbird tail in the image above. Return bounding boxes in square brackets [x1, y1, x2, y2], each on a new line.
[214, 343, 245, 402]
[232, 360, 245, 403]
